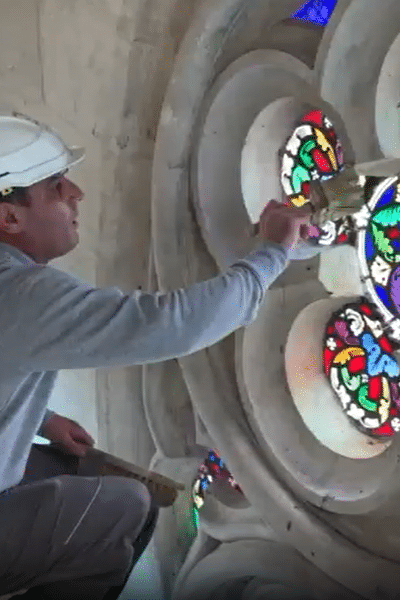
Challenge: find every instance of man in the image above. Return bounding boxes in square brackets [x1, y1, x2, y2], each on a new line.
[0, 113, 312, 600]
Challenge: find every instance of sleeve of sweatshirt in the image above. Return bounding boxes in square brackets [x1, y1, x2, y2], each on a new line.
[288, 240, 328, 261]
[36, 409, 56, 437]
[4, 242, 288, 372]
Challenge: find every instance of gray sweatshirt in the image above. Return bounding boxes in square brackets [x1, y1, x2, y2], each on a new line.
[0, 239, 317, 493]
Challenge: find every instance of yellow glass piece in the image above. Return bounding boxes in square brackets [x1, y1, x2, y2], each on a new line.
[378, 397, 391, 424]
[378, 378, 391, 424]
[291, 194, 309, 207]
[314, 128, 337, 172]
[333, 347, 365, 365]
[382, 377, 390, 400]
[194, 494, 204, 509]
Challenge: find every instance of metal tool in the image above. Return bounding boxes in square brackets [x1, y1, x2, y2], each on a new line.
[251, 158, 400, 236]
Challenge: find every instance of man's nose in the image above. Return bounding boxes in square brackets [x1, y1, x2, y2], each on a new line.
[65, 177, 84, 202]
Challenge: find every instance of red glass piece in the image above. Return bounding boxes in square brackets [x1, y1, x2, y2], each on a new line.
[347, 355, 366, 374]
[336, 234, 348, 244]
[324, 129, 336, 144]
[301, 110, 323, 127]
[386, 227, 400, 240]
[323, 347, 335, 375]
[301, 181, 310, 197]
[378, 336, 393, 354]
[311, 148, 332, 173]
[390, 406, 398, 416]
[368, 376, 381, 400]
[326, 326, 335, 334]
[371, 422, 394, 437]
[360, 304, 373, 316]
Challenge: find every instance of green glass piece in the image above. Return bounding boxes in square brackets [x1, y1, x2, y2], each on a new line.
[370, 223, 397, 263]
[192, 506, 199, 529]
[357, 384, 377, 412]
[340, 366, 360, 391]
[298, 138, 316, 169]
[291, 163, 311, 194]
[372, 204, 400, 227]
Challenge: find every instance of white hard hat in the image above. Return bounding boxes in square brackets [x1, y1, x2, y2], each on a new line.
[0, 112, 85, 194]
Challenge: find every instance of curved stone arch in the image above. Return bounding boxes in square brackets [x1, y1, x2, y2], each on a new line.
[195, 482, 278, 544]
[315, 0, 400, 161]
[142, 358, 197, 457]
[172, 539, 363, 600]
[312, 0, 354, 82]
[191, 49, 353, 271]
[236, 287, 400, 514]
[152, 0, 400, 596]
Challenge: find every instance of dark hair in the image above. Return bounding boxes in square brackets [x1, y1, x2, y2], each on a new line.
[0, 187, 31, 206]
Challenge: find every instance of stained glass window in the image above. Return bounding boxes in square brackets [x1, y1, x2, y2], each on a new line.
[291, 0, 338, 27]
[357, 177, 400, 342]
[281, 109, 344, 208]
[192, 450, 242, 510]
[308, 216, 356, 247]
[281, 109, 349, 246]
[324, 301, 400, 438]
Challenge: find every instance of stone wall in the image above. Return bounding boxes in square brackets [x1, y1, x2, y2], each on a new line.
[0, 0, 199, 465]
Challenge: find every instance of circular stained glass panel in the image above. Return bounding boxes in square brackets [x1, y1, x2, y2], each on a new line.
[358, 177, 400, 342]
[324, 301, 400, 438]
[281, 109, 352, 247]
[281, 109, 344, 208]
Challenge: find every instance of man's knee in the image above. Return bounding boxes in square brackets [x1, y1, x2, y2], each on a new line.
[126, 479, 152, 524]
[101, 477, 152, 534]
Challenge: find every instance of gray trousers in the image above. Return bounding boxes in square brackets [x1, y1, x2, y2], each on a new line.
[0, 443, 158, 600]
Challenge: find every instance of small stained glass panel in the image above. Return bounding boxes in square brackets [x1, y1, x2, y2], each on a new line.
[324, 301, 400, 438]
[358, 178, 400, 330]
[281, 109, 350, 246]
[192, 450, 242, 511]
[282, 109, 344, 207]
[292, 0, 338, 27]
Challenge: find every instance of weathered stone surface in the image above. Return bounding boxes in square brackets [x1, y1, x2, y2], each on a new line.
[173, 538, 363, 600]
[6, 0, 400, 598]
[316, 0, 400, 162]
[151, 0, 400, 597]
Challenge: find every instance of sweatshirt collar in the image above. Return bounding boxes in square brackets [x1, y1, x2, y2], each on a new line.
[0, 242, 37, 266]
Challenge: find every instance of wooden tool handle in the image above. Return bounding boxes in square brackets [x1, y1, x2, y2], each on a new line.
[78, 448, 185, 507]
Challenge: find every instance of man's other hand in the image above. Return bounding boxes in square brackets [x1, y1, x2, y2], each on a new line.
[41, 414, 95, 457]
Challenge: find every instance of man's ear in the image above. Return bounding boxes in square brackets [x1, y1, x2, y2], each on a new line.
[0, 203, 26, 234]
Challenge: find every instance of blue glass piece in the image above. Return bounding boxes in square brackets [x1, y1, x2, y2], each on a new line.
[392, 239, 400, 252]
[360, 332, 400, 377]
[375, 284, 392, 310]
[291, 0, 337, 27]
[364, 231, 375, 261]
[374, 186, 397, 211]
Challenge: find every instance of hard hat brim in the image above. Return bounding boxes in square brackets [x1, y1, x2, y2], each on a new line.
[23, 146, 86, 187]
[0, 113, 87, 192]
[0, 146, 86, 190]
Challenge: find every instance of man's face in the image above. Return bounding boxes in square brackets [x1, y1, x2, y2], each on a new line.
[0, 170, 84, 263]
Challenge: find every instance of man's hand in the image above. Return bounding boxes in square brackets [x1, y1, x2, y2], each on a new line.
[41, 414, 95, 457]
[257, 200, 312, 250]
